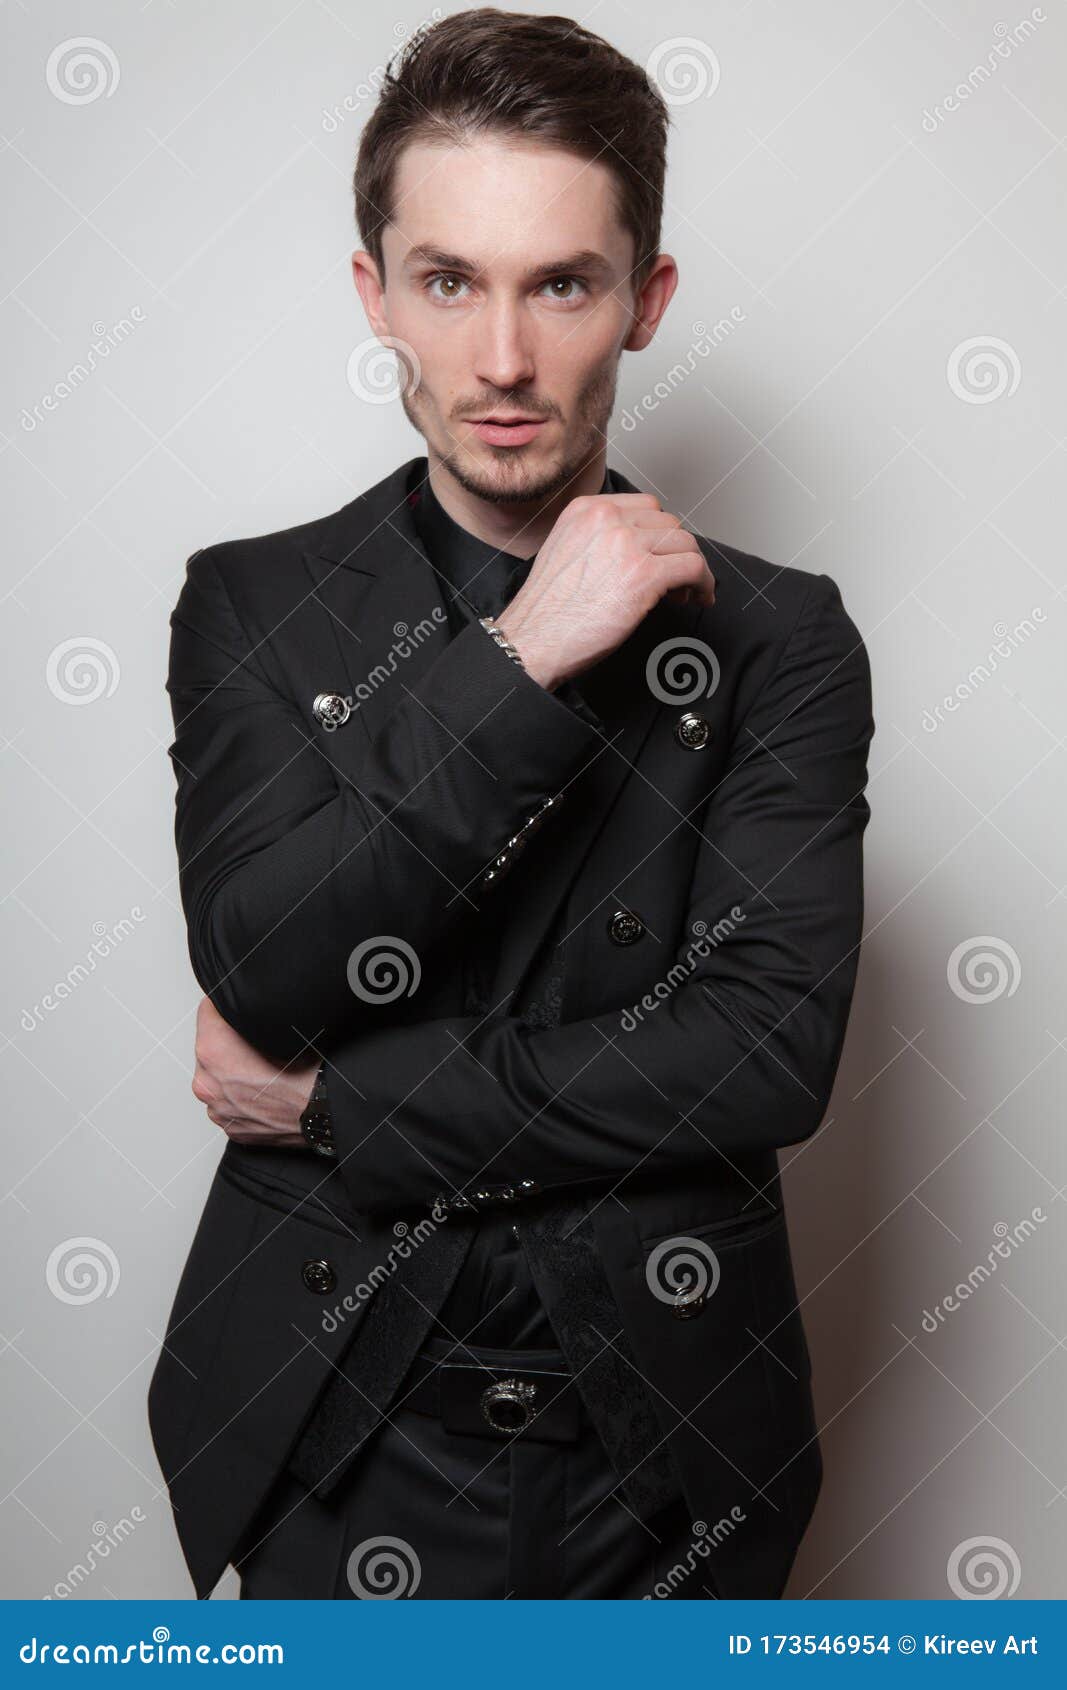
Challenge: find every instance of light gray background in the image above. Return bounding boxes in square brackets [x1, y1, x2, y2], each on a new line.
[3, 0, 1064, 1600]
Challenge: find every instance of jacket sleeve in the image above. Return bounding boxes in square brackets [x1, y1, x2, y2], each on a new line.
[166, 545, 603, 1061]
[323, 572, 875, 1213]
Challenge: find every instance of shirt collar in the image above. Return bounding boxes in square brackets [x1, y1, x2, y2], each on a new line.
[411, 467, 613, 624]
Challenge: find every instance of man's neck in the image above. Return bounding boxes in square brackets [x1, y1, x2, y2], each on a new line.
[425, 450, 607, 559]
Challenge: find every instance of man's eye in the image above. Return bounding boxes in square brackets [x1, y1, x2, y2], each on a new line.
[540, 276, 588, 302]
[426, 273, 469, 302]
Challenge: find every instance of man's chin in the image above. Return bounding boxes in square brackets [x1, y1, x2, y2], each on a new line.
[441, 441, 581, 507]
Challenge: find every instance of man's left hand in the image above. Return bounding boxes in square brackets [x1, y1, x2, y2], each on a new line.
[191, 996, 319, 1149]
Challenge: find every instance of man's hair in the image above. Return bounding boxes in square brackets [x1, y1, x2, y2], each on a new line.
[353, 8, 669, 295]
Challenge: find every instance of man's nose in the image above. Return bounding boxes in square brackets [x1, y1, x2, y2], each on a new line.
[471, 298, 536, 393]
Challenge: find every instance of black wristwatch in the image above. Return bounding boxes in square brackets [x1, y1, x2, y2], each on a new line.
[299, 1060, 336, 1157]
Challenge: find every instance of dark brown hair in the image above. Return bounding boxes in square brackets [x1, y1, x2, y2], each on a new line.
[353, 8, 670, 295]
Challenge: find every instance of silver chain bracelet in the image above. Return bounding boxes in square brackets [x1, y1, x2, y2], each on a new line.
[478, 616, 526, 671]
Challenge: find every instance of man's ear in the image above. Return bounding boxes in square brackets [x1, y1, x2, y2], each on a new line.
[351, 249, 389, 339]
[623, 253, 679, 352]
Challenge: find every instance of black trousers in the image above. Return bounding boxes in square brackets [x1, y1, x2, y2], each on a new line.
[234, 1336, 717, 1600]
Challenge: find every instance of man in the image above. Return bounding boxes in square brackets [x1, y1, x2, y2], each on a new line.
[148, 8, 874, 1600]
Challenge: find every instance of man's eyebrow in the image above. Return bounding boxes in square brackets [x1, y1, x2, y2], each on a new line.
[401, 245, 613, 280]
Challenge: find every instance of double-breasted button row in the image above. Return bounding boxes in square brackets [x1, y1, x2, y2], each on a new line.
[433, 1178, 543, 1215]
[480, 793, 564, 890]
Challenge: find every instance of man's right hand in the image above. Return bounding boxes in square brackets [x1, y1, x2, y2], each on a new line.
[495, 491, 716, 692]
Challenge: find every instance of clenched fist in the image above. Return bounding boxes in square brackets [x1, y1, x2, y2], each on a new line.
[496, 491, 715, 691]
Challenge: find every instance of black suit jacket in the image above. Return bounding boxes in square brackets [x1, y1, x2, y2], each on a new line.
[148, 455, 875, 1599]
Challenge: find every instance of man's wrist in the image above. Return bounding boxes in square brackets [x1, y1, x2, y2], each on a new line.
[491, 608, 561, 691]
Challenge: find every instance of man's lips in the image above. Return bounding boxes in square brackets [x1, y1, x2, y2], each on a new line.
[465, 416, 549, 447]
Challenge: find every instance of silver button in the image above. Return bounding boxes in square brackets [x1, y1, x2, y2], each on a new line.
[676, 711, 712, 750]
[313, 691, 350, 729]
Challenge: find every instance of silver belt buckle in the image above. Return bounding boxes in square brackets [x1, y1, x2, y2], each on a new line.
[479, 1377, 538, 1434]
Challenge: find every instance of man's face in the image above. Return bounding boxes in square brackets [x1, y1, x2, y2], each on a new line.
[359, 135, 647, 505]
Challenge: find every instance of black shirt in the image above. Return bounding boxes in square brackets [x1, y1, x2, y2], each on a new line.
[410, 471, 603, 1348]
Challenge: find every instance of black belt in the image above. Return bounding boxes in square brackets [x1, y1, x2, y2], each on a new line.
[400, 1348, 588, 1444]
